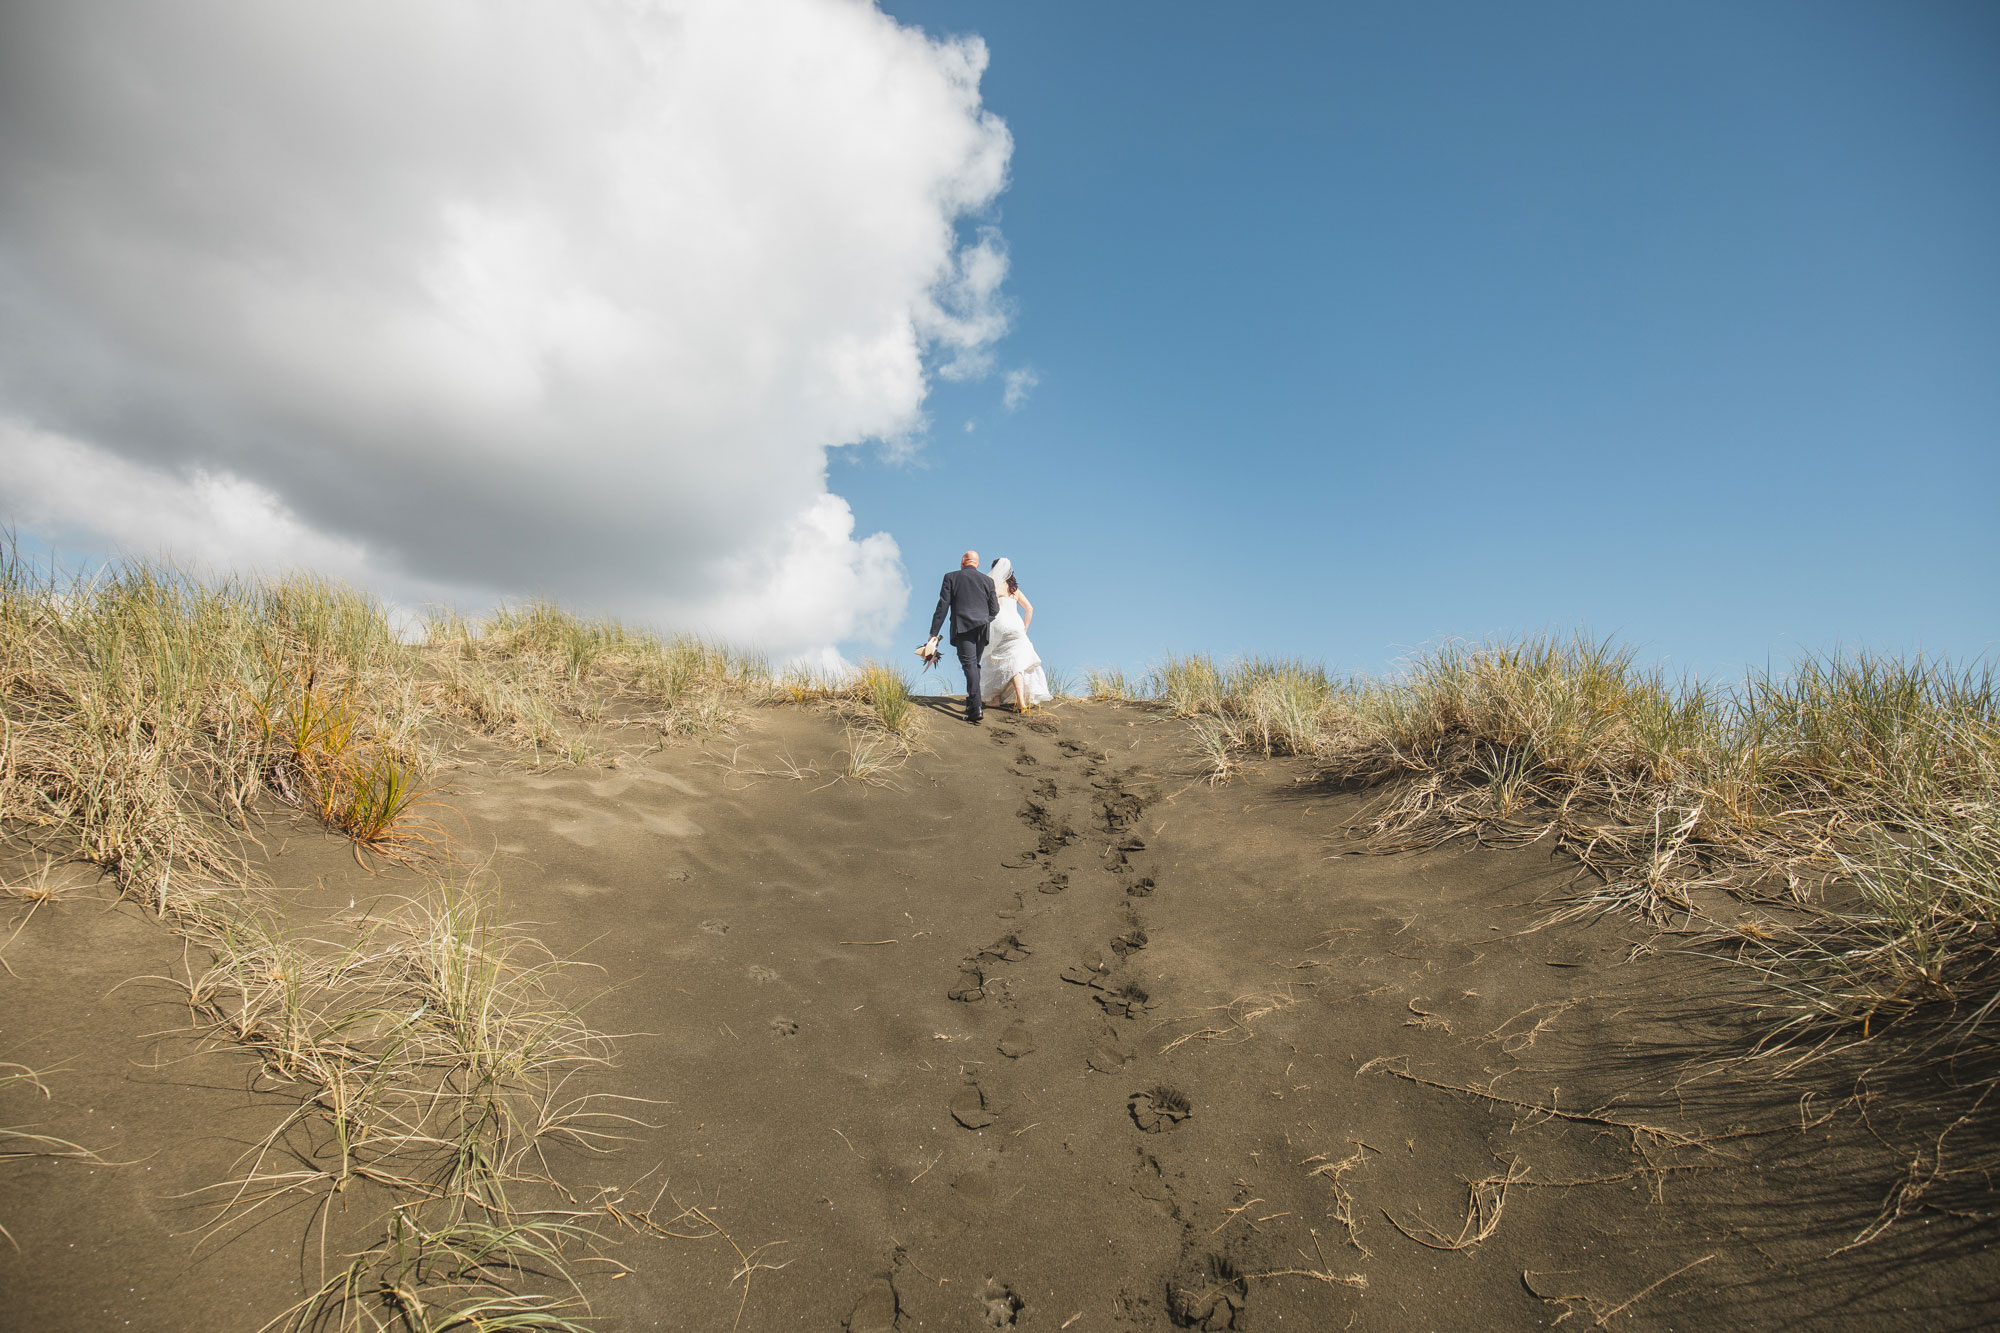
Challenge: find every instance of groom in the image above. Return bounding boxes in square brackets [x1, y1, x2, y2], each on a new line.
[927, 549, 1000, 723]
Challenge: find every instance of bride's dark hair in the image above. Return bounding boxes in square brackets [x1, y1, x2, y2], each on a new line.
[1004, 575, 1020, 595]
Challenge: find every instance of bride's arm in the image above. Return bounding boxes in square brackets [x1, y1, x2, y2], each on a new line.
[1015, 590, 1033, 630]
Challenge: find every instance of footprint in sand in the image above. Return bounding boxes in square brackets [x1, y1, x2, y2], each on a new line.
[954, 961, 1019, 1006]
[952, 1166, 997, 1202]
[768, 1016, 799, 1037]
[1110, 926, 1149, 956]
[1125, 876, 1156, 898]
[950, 1082, 1003, 1130]
[1096, 979, 1157, 1020]
[1086, 1023, 1131, 1073]
[747, 964, 780, 984]
[1037, 872, 1068, 895]
[1167, 1252, 1248, 1331]
[700, 919, 730, 934]
[1088, 1041, 1131, 1073]
[1129, 1085, 1193, 1133]
[948, 963, 986, 1003]
[974, 933, 1032, 963]
[1100, 790, 1146, 834]
[845, 1272, 901, 1333]
[981, 1278, 1024, 1327]
[997, 1020, 1036, 1059]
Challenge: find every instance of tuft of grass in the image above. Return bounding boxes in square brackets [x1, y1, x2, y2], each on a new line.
[856, 662, 918, 738]
[1150, 653, 1227, 716]
[1086, 668, 1135, 701]
[840, 726, 908, 787]
[274, 1208, 598, 1333]
[1145, 633, 2000, 1115]
[180, 877, 631, 1327]
[0, 544, 765, 915]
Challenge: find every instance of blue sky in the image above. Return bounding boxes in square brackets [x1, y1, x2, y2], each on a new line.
[1, 1, 1993, 687]
[854, 0, 1999, 684]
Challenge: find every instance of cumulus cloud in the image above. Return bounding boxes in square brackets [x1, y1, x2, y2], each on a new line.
[0, 0, 1012, 657]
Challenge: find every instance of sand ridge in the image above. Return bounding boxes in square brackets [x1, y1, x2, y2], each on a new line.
[1, 699, 1995, 1329]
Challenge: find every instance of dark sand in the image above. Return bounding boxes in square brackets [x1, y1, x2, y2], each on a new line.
[2, 699, 1994, 1330]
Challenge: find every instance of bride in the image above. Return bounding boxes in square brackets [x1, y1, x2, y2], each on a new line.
[981, 557, 1053, 712]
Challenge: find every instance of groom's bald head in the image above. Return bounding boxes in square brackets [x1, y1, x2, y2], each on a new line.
[961, 550, 979, 568]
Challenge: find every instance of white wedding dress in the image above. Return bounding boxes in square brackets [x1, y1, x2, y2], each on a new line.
[981, 595, 1053, 706]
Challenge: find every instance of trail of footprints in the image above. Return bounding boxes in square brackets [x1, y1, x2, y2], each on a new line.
[850, 723, 1247, 1331]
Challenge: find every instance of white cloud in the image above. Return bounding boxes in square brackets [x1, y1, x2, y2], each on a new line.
[0, 0, 1012, 659]
[1, 419, 384, 586]
[1003, 367, 1041, 411]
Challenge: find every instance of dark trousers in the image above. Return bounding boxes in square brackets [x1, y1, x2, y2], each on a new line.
[954, 627, 989, 717]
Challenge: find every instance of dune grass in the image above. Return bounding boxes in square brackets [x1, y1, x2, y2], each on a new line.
[0, 549, 769, 1321]
[177, 874, 630, 1332]
[855, 661, 919, 738]
[1086, 667, 1137, 701]
[1143, 637, 2000, 1065]
[0, 548, 764, 918]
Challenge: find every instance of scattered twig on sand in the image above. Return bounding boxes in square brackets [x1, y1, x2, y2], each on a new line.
[1244, 1232, 1368, 1291]
[1211, 1196, 1267, 1235]
[909, 1151, 944, 1184]
[1357, 1056, 1710, 1152]
[830, 1127, 867, 1160]
[1404, 996, 1452, 1032]
[1159, 984, 1312, 1054]
[0, 1060, 114, 1250]
[1383, 1156, 1530, 1252]
[838, 939, 900, 946]
[1524, 1253, 1715, 1327]
[888, 1238, 951, 1286]
[1300, 1141, 1379, 1255]
[602, 1184, 791, 1331]
[1832, 1082, 1995, 1254]
[1477, 996, 1593, 1054]
[724, 749, 821, 786]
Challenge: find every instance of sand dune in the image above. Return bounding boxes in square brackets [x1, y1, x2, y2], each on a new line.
[2, 698, 1994, 1330]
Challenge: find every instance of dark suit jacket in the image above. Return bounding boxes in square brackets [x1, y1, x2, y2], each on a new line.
[930, 567, 999, 644]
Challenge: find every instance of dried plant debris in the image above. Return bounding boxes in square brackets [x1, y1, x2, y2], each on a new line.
[1166, 1251, 1247, 1330]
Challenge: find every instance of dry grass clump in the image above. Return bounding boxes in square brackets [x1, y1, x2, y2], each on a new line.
[854, 662, 920, 739]
[1150, 655, 1331, 760]
[763, 660, 926, 781]
[0, 554, 764, 1320]
[430, 600, 759, 751]
[1151, 636, 2000, 1072]
[830, 663, 925, 785]
[768, 660, 849, 705]
[180, 877, 627, 1331]
[0, 549, 763, 916]
[1086, 667, 1136, 701]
